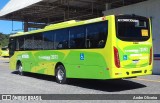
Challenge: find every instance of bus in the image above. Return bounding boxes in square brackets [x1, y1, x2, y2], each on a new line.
[9, 14, 153, 84]
[1, 46, 9, 57]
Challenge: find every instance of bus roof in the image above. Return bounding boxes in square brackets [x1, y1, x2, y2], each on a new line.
[10, 15, 114, 37]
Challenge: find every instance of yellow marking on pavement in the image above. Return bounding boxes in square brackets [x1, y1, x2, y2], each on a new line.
[132, 78, 160, 83]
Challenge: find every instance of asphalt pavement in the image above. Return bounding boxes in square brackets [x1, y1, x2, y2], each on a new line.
[0, 57, 160, 103]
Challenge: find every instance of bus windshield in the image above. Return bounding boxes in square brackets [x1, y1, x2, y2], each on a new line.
[2, 48, 8, 51]
[116, 15, 150, 41]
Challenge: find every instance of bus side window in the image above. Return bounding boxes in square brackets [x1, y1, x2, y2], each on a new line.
[69, 26, 86, 49]
[24, 35, 34, 50]
[86, 39, 92, 48]
[98, 40, 105, 48]
[55, 29, 69, 49]
[69, 39, 76, 48]
[9, 38, 16, 57]
[16, 37, 24, 51]
[86, 21, 108, 48]
[33, 33, 43, 50]
[43, 31, 55, 50]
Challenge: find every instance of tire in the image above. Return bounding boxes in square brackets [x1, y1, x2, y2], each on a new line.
[17, 63, 23, 76]
[55, 65, 67, 84]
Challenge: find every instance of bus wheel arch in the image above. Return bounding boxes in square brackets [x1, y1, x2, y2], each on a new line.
[55, 62, 67, 84]
[16, 60, 23, 76]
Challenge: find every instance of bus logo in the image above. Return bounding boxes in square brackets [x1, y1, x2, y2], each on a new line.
[80, 53, 84, 60]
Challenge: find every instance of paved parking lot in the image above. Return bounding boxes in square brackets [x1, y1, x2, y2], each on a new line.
[0, 57, 160, 102]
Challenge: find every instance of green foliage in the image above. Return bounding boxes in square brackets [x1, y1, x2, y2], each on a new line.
[0, 33, 9, 48]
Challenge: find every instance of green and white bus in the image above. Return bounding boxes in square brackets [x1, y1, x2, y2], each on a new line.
[9, 14, 153, 84]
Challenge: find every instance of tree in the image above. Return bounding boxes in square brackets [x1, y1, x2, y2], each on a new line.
[0, 33, 9, 48]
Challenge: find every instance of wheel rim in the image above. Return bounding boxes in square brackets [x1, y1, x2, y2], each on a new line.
[57, 67, 64, 81]
[18, 65, 23, 75]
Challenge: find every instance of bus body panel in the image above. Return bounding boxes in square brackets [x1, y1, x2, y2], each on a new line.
[111, 15, 153, 79]
[10, 49, 111, 79]
[9, 15, 153, 80]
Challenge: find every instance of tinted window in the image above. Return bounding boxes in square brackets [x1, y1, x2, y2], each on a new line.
[43, 31, 55, 50]
[9, 38, 16, 56]
[33, 33, 43, 50]
[2, 48, 7, 50]
[117, 16, 150, 41]
[16, 37, 24, 50]
[86, 21, 108, 48]
[55, 29, 69, 49]
[69, 26, 86, 49]
[24, 35, 34, 50]
[13, 21, 108, 51]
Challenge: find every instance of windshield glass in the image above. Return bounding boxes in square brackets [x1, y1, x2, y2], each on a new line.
[116, 15, 150, 41]
[2, 48, 7, 50]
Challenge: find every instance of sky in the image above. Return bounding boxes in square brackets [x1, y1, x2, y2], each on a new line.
[0, 0, 22, 34]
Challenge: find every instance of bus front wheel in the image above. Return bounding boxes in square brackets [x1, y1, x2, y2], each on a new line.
[55, 65, 67, 84]
[17, 63, 23, 76]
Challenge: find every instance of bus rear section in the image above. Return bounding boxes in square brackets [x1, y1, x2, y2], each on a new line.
[112, 15, 153, 79]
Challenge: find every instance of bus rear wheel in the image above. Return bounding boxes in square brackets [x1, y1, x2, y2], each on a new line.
[55, 65, 67, 84]
[17, 63, 23, 76]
